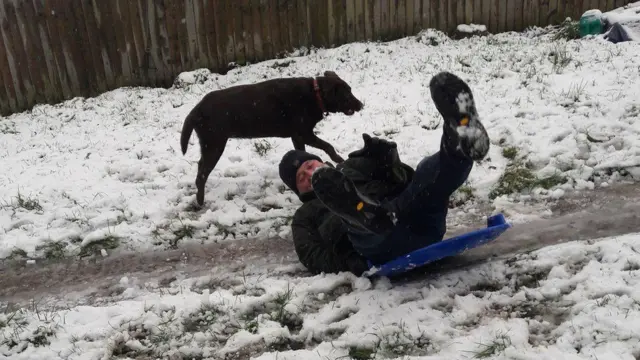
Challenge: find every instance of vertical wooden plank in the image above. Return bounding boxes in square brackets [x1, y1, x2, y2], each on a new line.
[388, 0, 397, 39]
[513, 0, 523, 30]
[95, 0, 124, 88]
[398, 0, 407, 37]
[334, 0, 347, 46]
[347, 0, 356, 42]
[134, 0, 151, 84]
[111, 0, 133, 85]
[354, 0, 365, 41]
[546, 0, 559, 24]
[42, 0, 72, 99]
[165, 0, 182, 74]
[175, 0, 191, 72]
[297, 0, 310, 49]
[370, 0, 379, 41]
[250, 0, 264, 62]
[540, 0, 549, 26]
[117, 0, 138, 84]
[572, 0, 583, 21]
[614, 0, 626, 9]
[445, 0, 454, 33]
[379, 0, 389, 40]
[464, 0, 473, 25]
[18, 0, 48, 103]
[31, 0, 64, 105]
[83, 0, 108, 91]
[309, 0, 320, 46]
[431, 0, 440, 31]
[268, 0, 282, 55]
[457, 0, 466, 28]
[505, 0, 514, 30]
[104, 0, 128, 86]
[185, 0, 201, 69]
[202, 0, 219, 71]
[473, 0, 483, 26]
[194, 0, 211, 69]
[146, 0, 168, 87]
[489, 0, 498, 32]
[222, 1, 236, 65]
[231, 0, 249, 65]
[533, 0, 542, 27]
[277, 0, 291, 55]
[4, 0, 37, 105]
[499, 0, 507, 31]
[420, 0, 430, 30]
[287, 0, 299, 52]
[482, 0, 491, 31]
[241, 0, 255, 64]
[259, 0, 273, 60]
[407, 0, 422, 35]
[20, 0, 54, 104]
[0, 13, 15, 113]
[438, 0, 448, 33]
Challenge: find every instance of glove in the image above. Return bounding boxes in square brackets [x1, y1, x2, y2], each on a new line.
[348, 133, 400, 167]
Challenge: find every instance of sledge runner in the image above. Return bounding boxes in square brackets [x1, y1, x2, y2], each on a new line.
[278, 72, 490, 276]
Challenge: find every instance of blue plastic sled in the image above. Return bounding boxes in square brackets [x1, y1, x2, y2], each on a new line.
[366, 213, 512, 278]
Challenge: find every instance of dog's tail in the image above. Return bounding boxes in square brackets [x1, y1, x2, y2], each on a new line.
[180, 108, 199, 155]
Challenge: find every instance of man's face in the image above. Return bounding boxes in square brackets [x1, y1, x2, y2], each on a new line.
[296, 159, 324, 194]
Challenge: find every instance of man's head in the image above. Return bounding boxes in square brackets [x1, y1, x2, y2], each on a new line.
[279, 150, 324, 196]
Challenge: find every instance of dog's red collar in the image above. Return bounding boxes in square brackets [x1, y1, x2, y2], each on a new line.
[313, 78, 327, 116]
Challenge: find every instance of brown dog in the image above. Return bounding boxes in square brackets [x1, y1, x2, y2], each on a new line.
[180, 70, 364, 206]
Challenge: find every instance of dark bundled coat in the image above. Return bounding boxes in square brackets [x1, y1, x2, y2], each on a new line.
[290, 155, 414, 276]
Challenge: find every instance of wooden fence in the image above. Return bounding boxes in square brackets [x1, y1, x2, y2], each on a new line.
[0, 0, 631, 117]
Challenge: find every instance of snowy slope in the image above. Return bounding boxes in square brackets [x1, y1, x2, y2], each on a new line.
[2, 24, 639, 261]
[3, 232, 640, 359]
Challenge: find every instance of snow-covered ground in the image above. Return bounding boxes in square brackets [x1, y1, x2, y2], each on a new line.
[2, 20, 640, 261]
[2, 2, 640, 359]
[3, 232, 640, 359]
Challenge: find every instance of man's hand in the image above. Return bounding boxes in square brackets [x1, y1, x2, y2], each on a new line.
[348, 133, 400, 166]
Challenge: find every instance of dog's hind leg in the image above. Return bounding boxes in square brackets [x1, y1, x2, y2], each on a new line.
[303, 133, 344, 163]
[195, 138, 228, 206]
[292, 135, 306, 151]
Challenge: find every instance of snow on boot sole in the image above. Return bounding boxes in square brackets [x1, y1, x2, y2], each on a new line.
[429, 71, 490, 161]
[311, 166, 395, 234]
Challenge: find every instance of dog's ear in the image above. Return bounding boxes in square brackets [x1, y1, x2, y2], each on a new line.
[323, 71, 339, 78]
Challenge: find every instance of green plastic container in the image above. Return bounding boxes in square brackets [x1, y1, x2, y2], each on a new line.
[579, 10, 603, 37]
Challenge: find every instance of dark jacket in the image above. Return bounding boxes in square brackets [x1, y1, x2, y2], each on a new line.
[291, 155, 414, 276]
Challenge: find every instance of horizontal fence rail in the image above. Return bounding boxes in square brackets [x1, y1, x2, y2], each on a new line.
[0, 0, 631, 116]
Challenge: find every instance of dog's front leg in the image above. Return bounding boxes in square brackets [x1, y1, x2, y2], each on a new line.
[292, 136, 306, 151]
[303, 133, 344, 163]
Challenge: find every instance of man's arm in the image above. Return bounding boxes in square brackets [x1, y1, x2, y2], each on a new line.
[291, 208, 369, 276]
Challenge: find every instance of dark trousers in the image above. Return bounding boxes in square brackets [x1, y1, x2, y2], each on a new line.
[346, 139, 473, 265]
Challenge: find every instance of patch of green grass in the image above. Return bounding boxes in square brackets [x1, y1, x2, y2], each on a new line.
[501, 146, 518, 160]
[553, 19, 580, 41]
[489, 160, 567, 199]
[5, 191, 43, 212]
[470, 332, 512, 358]
[253, 140, 273, 157]
[78, 235, 119, 257]
[35, 241, 67, 260]
[7, 248, 28, 260]
[549, 43, 573, 73]
[182, 303, 223, 333]
[348, 346, 376, 360]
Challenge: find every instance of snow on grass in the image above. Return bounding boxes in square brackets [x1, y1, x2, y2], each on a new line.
[3, 232, 640, 359]
[1, 20, 640, 260]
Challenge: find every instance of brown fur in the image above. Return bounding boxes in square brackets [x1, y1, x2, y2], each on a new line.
[180, 70, 364, 206]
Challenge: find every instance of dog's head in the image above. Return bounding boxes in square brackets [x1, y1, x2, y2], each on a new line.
[318, 71, 363, 116]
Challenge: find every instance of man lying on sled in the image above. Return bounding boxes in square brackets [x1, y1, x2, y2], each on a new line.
[278, 72, 490, 276]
